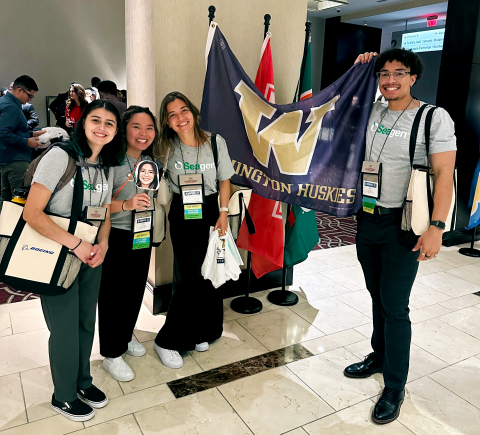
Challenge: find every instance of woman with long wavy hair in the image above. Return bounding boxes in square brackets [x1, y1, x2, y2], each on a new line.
[65, 83, 88, 132]
[153, 91, 235, 369]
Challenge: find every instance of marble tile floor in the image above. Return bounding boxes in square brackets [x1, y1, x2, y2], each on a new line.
[1, 242, 480, 434]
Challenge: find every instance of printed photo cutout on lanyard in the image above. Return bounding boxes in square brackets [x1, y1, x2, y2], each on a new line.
[179, 173, 205, 220]
[361, 161, 382, 214]
[135, 160, 160, 191]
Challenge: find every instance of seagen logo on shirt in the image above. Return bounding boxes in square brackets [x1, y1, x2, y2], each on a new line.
[174, 161, 215, 171]
[371, 122, 408, 139]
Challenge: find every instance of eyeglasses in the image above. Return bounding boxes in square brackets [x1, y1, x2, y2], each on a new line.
[376, 71, 411, 81]
[20, 88, 35, 99]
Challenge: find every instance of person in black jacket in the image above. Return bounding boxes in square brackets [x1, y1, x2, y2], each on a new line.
[22, 102, 39, 131]
[49, 86, 71, 129]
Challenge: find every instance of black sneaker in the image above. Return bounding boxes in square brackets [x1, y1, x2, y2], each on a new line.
[51, 395, 95, 421]
[77, 385, 109, 408]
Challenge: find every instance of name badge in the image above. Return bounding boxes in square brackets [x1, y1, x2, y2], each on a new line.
[82, 206, 107, 224]
[132, 210, 153, 233]
[133, 231, 150, 250]
[361, 161, 382, 199]
[179, 174, 205, 220]
[184, 204, 203, 220]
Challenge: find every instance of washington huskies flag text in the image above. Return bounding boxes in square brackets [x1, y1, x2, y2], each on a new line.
[200, 23, 377, 216]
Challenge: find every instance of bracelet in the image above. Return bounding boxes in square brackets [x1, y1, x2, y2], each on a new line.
[71, 239, 82, 251]
[219, 207, 229, 213]
[122, 200, 127, 211]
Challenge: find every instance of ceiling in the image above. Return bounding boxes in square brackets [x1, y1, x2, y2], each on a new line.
[345, 3, 448, 29]
[307, 0, 426, 18]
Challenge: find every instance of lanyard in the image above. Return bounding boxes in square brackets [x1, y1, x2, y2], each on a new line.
[178, 141, 200, 175]
[368, 97, 414, 162]
[112, 155, 140, 200]
[85, 164, 105, 207]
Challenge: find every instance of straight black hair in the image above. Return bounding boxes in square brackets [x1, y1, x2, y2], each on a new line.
[71, 99, 125, 167]
[98, 80, 117, 95]
[13, 75, 38, 92]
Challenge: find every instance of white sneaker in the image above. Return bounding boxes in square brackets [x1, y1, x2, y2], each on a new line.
[103, 356, 135, 382]
[125, 340, 146, 357]
[195, 342, 209, 352]
[154, 343, 184, 369]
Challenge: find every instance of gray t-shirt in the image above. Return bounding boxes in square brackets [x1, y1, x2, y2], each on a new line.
[110, 154, 155, 231]
[164, 133, 235, 195]
[32, 147, 113, 217]
[365, 101, 457, 208]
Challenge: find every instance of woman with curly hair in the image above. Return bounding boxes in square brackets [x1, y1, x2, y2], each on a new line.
[65, 83, 88, 132]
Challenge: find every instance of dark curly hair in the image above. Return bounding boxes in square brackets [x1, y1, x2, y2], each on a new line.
[374, 48, 424, 81]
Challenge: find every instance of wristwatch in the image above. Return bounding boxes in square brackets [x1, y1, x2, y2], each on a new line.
[219, 207, 229, 213]
[430, 220, 446, 230]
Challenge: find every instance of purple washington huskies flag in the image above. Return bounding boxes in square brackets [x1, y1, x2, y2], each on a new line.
[200, 23, 377, 217]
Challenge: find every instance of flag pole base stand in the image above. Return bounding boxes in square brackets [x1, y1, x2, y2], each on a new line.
[230, 296, 263, 314]
[459, 247, 480, 257]
[267, 289, 298, 306]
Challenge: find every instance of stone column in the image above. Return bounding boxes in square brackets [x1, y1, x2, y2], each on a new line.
[125, 0, 156, 111]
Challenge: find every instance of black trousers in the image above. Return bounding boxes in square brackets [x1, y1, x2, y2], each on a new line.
[356, 209, 419, 391]
[98, 227, 152, 358]
[155, 193, 224, 352]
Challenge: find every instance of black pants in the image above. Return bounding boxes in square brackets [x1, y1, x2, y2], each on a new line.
[98, 227, 152, 358]
[41, 263, 101, 402]
[155, 193, 224, 351]
[356, 209, 419, 391]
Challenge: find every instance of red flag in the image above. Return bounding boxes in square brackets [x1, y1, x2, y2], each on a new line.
[237, 194, 283, 278]
[236, 33, 283, 278]
[255, 33, 275, 103]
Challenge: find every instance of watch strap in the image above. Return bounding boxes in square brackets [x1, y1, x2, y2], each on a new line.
[430, 220, 446, 230]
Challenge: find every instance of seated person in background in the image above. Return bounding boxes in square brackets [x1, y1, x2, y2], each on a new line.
[98, 80, 126, 118]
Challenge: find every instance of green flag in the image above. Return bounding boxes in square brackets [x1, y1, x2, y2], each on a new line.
[286, 30, 318, 267]
[284, 205, 319, 268]
[294, 35, 312, 101]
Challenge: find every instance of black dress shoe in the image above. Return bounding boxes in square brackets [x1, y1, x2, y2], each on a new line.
[372, 387, 405, 424]
[343, 352, 383, 378]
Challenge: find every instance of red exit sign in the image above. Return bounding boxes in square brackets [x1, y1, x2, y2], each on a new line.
[427, 15, 438, 27]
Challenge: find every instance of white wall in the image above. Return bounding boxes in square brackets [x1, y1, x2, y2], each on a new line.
[0, 0, 126, 127]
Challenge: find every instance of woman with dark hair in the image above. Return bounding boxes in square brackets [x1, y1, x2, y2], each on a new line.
[22, 99, 124, 421]
[98, 105, 161, 382]
[153, 91, 234, 369]
[65, 83, 88, 132]
[136, 160, 158, 190]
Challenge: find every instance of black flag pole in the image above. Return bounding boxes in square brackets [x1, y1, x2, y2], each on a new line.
[264, 14, 271, 39]
[228, 13, 263, 315]
[267, 21, 312, 307]
[459, 225, 480, 257]
[208, 5, 216, 24]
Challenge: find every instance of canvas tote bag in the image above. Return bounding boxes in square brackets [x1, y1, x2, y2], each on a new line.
[0, 166, 99, 296]
[401, 105, 457, 236]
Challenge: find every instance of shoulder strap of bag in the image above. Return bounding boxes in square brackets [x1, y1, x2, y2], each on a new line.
[408, 103, 430, 168]
[23, 142, 79, 194]
[424, 106, 438, 219]
[211, 133, 219, 169]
